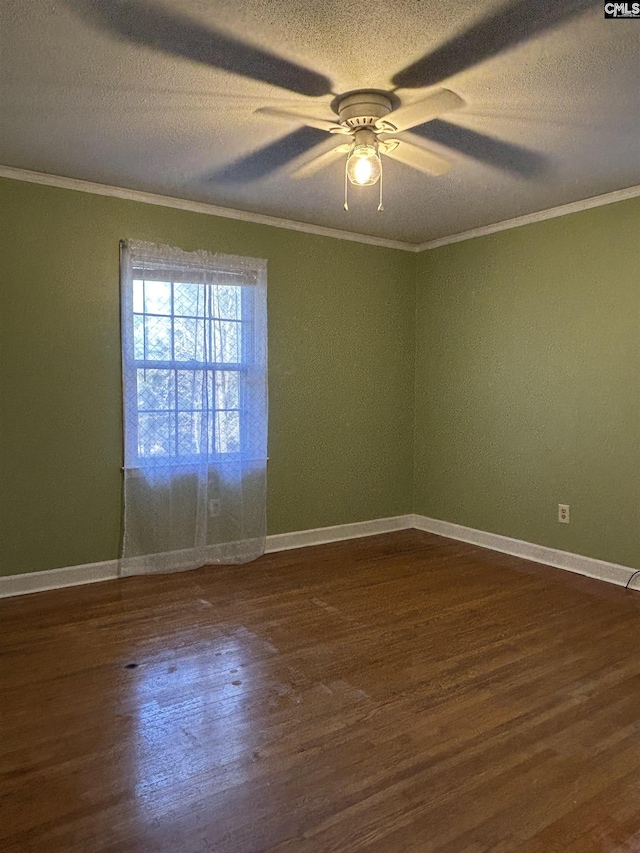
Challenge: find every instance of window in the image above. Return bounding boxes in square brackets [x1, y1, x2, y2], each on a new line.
[121, 242, 267, 470]
[131, 278, 245, 461]
[119, 241, 267, 573]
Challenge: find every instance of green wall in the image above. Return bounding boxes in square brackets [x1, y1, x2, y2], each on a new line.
[0, 178, 416, 575]
[2, 177, 638, 578]
[414, 198, 640, 569]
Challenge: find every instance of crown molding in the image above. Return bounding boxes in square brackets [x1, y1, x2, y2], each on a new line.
[0, 165, 417, 253]
[3, 165, 639, 254]
[417, 183, 640, 251]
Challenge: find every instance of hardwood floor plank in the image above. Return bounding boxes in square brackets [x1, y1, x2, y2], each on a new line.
[2, 530, 640, 852]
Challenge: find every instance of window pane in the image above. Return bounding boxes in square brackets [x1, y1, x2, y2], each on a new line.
[174, 282, 204, 318]
[213, 320, 241, 363]
[212, 285, 242, 320]
[137, 369, 174, 411]
[145, 316, 172, 361]
[133, 280, 144, 313]
[176, 369, 205, 411]
[138, 412, 173, 458]
[215, 371, 240, 410]
[177, 411, 204, 456]
[124, 251, 262, 467]
[174, 317, 206, 362]
[133, 315, 145, 360]
[144, 280, 172, 315]
[215, 410, 240, 454]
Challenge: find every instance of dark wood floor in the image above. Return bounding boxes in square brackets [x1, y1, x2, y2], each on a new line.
[3, 531, 640, 852]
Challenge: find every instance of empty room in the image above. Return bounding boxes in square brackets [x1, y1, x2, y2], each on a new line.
[1, 0, 640, 850]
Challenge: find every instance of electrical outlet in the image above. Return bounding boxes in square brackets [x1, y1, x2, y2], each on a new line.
[208, 498, 221, 518]
[558, 504, 570, 524]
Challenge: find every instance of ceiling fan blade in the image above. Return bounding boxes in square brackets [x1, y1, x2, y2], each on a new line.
[257, 107, 347, 134]
[66, 0, 333, 97]
[392, 0, 600, 89]
[379, 89, 464, 133]
[382, 138, 452, 176]
[211, 127, 328, 183]
[291, 144, 351, 178]
[411, 120, 547, 178]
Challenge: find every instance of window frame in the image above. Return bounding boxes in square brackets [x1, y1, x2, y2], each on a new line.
[121, 248, 264, 470]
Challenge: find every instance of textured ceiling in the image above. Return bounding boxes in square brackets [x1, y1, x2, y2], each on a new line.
[1, 0, 639, 244]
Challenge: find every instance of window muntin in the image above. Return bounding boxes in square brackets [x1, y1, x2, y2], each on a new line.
[128, 276, 252, 463]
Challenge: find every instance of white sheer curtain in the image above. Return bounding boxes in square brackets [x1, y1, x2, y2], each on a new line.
[119, 240, 268, 576]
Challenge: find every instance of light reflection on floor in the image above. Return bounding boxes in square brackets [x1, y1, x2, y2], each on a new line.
[131, 631, 257, 820]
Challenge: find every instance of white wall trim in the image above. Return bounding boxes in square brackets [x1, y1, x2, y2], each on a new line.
[4, 165, 639, 256]
[411, 514, 639, 589]
[0, 165, 414, 253]
[2, 514, 637, 598]
[0, 516, 413, 598]
[265, 515, 414, 553]
[0, 560, 119, 599]
[416, 184, 640, 251]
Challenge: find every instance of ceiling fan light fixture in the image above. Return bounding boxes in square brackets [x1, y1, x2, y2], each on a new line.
[342, 129, 385, 212]
[347, 144, 382, 186]
[346, 129, 382, 186]
[260, 88, 464, 212]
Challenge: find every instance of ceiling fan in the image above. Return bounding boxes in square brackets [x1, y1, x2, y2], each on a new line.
[67, 0, 600, 210]
[258, 88, 465, 211]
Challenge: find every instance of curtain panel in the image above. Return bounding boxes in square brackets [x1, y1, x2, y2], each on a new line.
[119, 240, 268, 576]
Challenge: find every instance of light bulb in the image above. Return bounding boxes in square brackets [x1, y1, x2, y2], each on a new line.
[346, 131, 382, 187]
[347, 146, 382, 186]
[353, 155, 376, 185]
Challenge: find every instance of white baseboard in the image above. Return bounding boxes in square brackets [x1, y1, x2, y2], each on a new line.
[0, 516, 413, 598]
[1, 513, 637, 598]
[265, 515, 414, 553]
[411, 514, 639, 589]
[0, 560, 119, 599]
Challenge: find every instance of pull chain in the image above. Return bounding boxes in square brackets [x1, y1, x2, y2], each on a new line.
[343, 159, 349, 211]
[378, 166, 384, 212]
